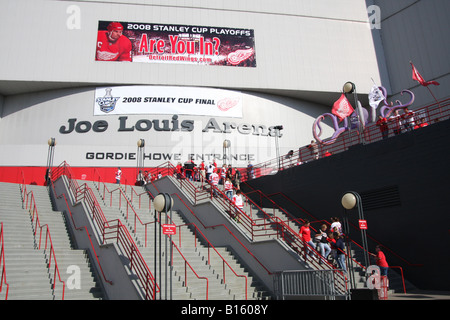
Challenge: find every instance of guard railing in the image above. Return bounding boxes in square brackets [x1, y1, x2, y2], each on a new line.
[21, 184, 66, 299]
[51, 161, 158, 300]
[244, 97, 450, 181]
[147, 162, 348, 294]
[0, 223, 9, 300]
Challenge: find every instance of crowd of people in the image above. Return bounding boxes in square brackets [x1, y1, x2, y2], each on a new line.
[173, 159, 246, 221]
[128, 158, 390, 279]
[376, 106, 428, 139]
[271, 106, 431, 173]
[299, 217, 389, 279]
[299, 218, 347, 272]
[174, 159, 242, 189]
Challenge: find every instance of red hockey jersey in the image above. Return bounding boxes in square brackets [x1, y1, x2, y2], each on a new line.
[96, 31, 132, 61]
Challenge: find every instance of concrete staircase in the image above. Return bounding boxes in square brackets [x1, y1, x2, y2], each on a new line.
[243, 189, 416, 296]
[0, 182, 102, 300]
[87, 180, 269, 300]
[161, 177, 351, 296]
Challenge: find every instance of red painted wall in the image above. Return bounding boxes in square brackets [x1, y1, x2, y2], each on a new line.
[0, 166, 143, 186]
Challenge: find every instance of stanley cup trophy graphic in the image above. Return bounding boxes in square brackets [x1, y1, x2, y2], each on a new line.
[96, 88, 120, 113]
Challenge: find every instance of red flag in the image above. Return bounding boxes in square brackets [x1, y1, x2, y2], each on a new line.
[332, 93, 354, 122]
[411, 62, 440, 87]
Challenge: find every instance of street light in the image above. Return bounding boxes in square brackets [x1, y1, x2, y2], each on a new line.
[343, 82, 355, 95]
[273, 125, 283, 170]
[153, 193, 173, 213]
[341, 192, 357, 210]
[153, 193, 174, 300]
[46, 138, 56, 184]
[341, 191, 370, 288]
[223, 139, 231, 166]
[136, 139, 145, 185]
[343, 81, 365, 144]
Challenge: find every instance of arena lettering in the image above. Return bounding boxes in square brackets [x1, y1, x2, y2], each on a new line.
[201, 118, 282, 137]
[86, 152, 182, 161]
[86, 152, 136, 160]
[188, 153, 255, 162]
[59, 118, 109, 134]
[117, 116, 194, 132]
[59, 115, 281, 137]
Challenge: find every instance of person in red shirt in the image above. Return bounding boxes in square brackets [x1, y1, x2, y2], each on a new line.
[232, 189, 244, 222]
[199, 160, 206, 182]
[420, 120, 429, 128]
[115, 167, 122, 184]
[371, 245, 389, 277]
[376, 115, 389, 139]
[415, 117, 429, 129]
[175, 162, 183, 179]
[224, 177, 234, 200]
[96, 22, 132, 61]
[401, 107, 415, 132]
[299, 220, 316, 257]
[209, 168, 220, 197]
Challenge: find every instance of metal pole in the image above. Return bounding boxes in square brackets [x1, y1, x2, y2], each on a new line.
[342, 211, 355, 290]
[355, 192, 370, 269]
[274, 126, 283, 170]
[46, 138, 56, 183]
[170, 206, 173, 300]
[163, 193, 171, 300]
[159, 209, 161, 300]
[352, 91, 365, 145]
[165, 203, 168, 300]
[154, 208, 157, 299]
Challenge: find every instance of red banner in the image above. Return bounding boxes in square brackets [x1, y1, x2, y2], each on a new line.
[332, 93, 354, 121]
[411, 62, 439, 87]
[96, 21, 256, 67]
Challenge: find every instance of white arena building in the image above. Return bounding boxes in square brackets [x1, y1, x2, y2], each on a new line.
[0, 0, 448, 185]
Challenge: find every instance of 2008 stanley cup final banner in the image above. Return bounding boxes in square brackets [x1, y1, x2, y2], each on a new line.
[95, 20, 256, 67]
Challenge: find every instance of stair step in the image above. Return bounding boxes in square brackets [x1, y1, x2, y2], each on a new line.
[0, 182, 103, 300]
[85, 179, 268, 300]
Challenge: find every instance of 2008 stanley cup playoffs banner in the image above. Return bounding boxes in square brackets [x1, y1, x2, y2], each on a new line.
[94, 85, 243, 118]
[95, 21, 256, 67]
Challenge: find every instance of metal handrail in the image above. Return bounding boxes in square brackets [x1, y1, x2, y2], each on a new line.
[95, 168, 249, 299]
[170, 195, 248, 300]
[146, 170, 273, 289]
[196, 172, 350, 291]
[242, 186, 416, 292]
[0, 223, 10, 300]
[51, 161, 159, 300]
[50, 180, 114, 286]
[149, 162, 347, 292]
[243, 97, 450, 181]
[78, 165, 216, 299]
[21, 186, 66, 300]
[274, 269, 349, 300]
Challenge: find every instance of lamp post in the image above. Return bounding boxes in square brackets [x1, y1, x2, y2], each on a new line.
[46, 138, 56, 184]
[153, 193, 174, 300]
[343, 81, 365, 144]
[223, 139, 231, 166]
[136, 139, 145, 185]
[341, 191, 370, 288]
[273, 125, 283, 170]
